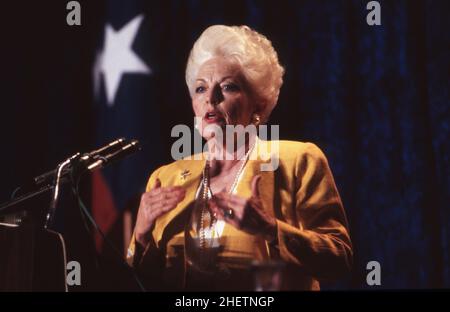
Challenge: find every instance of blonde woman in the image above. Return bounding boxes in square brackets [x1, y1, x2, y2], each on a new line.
[127, 25, 352, 291]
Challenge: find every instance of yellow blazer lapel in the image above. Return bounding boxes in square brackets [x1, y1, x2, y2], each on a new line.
[220, 139, 276, 261]
[222, 139, 276, 244]
[236, 139, 276, 219]
[153, 157, 205, 246]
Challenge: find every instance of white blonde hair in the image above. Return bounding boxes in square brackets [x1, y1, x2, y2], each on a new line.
[185, 25, 285, 121]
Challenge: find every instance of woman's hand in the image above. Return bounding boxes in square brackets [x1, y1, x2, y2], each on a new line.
[210, 175, 277, 242]
[134, 178, 185, 247]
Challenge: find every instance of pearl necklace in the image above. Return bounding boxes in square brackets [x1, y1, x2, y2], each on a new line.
[199, 140, 256, 249]
[227, 141, 256, 195]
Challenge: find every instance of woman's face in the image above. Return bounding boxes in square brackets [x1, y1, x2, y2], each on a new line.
[192, 57, 256, 140]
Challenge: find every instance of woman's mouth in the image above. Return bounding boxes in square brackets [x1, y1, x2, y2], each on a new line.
[204, 111, 224, 124]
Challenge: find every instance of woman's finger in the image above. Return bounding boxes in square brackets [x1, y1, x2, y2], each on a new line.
[148, 202, 175, 220]
[211, 200, 238, 225]
[209, 201, 224, 220]
[214, 192, 238, 203]
[212, 197, 242, 220]
[162, 196, 184, 209]
[149, 185, 184, 197]
[147, 192, 184, 214]
[150, 188, 185, 202]
[214, 193, 246, 210]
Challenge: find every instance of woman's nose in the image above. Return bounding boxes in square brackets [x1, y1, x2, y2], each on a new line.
[207, 84, 223, 106]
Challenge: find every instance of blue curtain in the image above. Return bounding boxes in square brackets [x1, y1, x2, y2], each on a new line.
[139, 0, 449, 288]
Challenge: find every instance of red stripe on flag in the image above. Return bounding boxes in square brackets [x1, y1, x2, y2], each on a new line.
[92, 170, 119, 252]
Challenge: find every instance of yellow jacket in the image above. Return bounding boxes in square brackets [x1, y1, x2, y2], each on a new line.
[127, 140, 352, 290]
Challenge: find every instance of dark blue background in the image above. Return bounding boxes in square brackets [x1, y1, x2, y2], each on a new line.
[1, 0, 448, 290]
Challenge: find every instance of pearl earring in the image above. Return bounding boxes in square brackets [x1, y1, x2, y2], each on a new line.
[253, 114, 261, 126]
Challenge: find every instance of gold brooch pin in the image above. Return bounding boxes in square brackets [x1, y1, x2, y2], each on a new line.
[180, 169, 191, 181]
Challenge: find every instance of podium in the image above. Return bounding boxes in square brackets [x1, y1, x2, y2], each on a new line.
[0, 138, 141, 291]
[0, 219, 67, 291]
[0, 189, 68, 291]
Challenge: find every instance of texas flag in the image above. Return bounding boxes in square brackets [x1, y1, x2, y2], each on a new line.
[92, 1, 163, 252]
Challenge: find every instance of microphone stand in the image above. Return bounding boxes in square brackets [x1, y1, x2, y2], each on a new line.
[0, 138, 138, 220]
[45, 152, 81, 229]
[0, 153, 80, 219]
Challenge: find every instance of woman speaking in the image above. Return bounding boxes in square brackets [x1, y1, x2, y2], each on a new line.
[127, 25, 352, 291]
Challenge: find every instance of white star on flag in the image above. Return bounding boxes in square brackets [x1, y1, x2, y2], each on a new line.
[94, 14, 151, 106]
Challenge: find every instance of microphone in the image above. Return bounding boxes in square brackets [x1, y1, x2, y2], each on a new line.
[1, 138, 142, 219]
[44, 139, 140, 229]
[79, 137, 127, 162]
[87, 140, 142, 171]
[33, 138, 128, 186]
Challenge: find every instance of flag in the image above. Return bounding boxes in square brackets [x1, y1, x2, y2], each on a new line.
[92, 0, 163, 252]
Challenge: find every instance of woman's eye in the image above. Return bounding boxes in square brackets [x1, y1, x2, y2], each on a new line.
[222, 83, 240, 92]
[195, 86, 206, 93]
